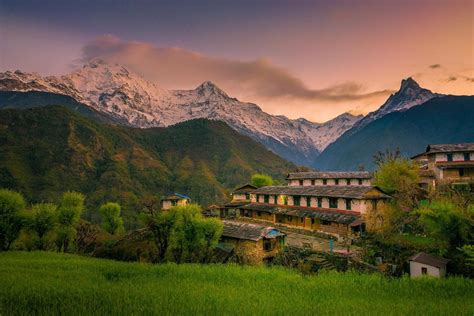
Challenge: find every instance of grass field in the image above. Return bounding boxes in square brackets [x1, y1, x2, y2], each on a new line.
[1, 252, 473, 315]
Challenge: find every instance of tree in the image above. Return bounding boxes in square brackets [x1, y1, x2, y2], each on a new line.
[373, 157, 420, 211]
[99, 202, 124, 235]
[251, 174, 274, 188]
[145, 204, 223, 263]
[55, 192, 85, 252]
[166, 204, 223, 263]
[0, 189, 26, 250]
[416, 200, 470, 249]
[29, 203, 57, 250]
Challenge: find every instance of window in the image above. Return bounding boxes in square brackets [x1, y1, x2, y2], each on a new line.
[311, 179, 315, 185]
[358, 179, 363, 185]
[263, 239, 273, 251]
[257, 211, 261, 217]
[345, 199, 352, 210]
[345, 179, 350, 185]
[464, 152, 471, 161]
[300, 218, 304, 223]
[329, 198, 338, 208]
[287, 215, 292, 221]
[323, 179, 327, 185]
[459, 168, 465, 177]
[317, 198, 322, 208]
[245, 193, 250, 200]
[311, 218, 315, 224]
[447, 153, 453, 162]
[299, 180, 303, 186]
[307, 198, 311, 207]
[421, 267, 427, 275]
[283, 196, 288, 205]
[293, 196, 301, 206]
[335, 179, 339, 185]
[264, 195, 269, 204]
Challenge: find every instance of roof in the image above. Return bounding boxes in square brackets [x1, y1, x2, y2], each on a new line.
[412, 143, 474, 159]
[287, 171, 372, 180]
[222, 220, 286, 241]
[232, 184, 257, 194]
[241, 203, 360, 225]
[253, 185, 391, 199]
[224, 200, 251, 207]
[162, 193, 191, 201]
[408, 252, 449, 268]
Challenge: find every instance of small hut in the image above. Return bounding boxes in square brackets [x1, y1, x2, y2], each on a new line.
[408, 252, 449, 278]
[161, 193, 191, 210]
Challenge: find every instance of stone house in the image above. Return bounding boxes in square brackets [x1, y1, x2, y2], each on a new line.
[408, 252, 449, 278]
[411, 143, 474, 189]
[287, 171, 372, 187]
[220, 220, 286, 265]
[160, 193, 191, 210]
[237, 185, 391, 237]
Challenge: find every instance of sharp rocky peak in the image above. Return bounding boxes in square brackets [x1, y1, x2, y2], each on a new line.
[400, 77, 420, 90]
[196, 81, 228, 97]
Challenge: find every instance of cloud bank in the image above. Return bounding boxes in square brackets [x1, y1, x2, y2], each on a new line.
[78, 35, 392, 120]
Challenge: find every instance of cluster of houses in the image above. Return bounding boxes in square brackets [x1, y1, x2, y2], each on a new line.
[159, 143, 473, 276]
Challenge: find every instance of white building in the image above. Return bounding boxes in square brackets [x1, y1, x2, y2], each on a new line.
[409, 252, 449, 278]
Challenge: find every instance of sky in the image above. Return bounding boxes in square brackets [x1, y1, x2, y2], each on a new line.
[0, 0, 472, 122]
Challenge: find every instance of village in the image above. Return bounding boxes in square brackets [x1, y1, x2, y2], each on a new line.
[161, 142, 474, 278]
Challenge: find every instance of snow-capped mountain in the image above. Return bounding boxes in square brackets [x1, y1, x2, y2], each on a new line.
[348, 77, 441, 135]
[0, 59, 362, 165]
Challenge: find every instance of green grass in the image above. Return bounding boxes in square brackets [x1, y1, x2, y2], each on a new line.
[1, 252, 473, 315]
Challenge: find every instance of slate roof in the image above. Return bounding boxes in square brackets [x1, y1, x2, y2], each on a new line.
[232, 184, 257, 194]
[287, 171, 372, 180]
[408, 252, 449, 268]
[162, 193, 191, 201]
[412, 143, 474, 158]
[222, 220, 286, 241]
[252, 185, 391, 199]
[240, 203, 360, 225]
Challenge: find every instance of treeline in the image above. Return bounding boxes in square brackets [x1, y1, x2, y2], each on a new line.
[0, 189, 223, 264]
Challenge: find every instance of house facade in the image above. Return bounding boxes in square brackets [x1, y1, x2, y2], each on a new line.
[412, 143, 474, 188]
[287, 171, 372, 187]
[161, 193, 191, 210]
[229, 172, 391, 237]
[220, 220, 286, 265]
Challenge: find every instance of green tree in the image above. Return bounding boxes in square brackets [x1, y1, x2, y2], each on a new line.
[416, 200, 470, 250]
[167, 204, 223, 263]
[99, 202, 124, 235]
[145, 204, 223, 263]
[459, 245, 474, 268]
[373, 157, 419, 211]
[55, 192, 85, 252]
[29, 203, 57, 250]
[251, 174, 274, 188]
[0, 189, 26, 250]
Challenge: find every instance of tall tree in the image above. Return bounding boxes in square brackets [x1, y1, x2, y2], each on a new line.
[56, 192, 85, 252]
[99, 202, 124, 235]
[373, 157, 420, 211]
[0, 189, 26, 250]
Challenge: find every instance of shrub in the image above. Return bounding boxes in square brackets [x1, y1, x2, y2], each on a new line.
[0, 189, 26, 250]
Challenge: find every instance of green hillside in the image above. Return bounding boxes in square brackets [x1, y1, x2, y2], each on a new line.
[1, 252, 473, 315]
[314, 96, 474, 170]
[0, 106, 294, 227]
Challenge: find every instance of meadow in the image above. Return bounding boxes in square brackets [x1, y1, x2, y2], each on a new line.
[1, 252, 473, 315]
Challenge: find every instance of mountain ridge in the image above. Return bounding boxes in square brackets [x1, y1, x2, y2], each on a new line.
[0, 59, 361, 166]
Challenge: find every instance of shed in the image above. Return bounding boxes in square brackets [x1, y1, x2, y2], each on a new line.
[408, 252, 449, 278]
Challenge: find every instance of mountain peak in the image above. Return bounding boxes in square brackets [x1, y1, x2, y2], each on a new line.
[196, 81, 228, 97]
[400, 77, 421, 91]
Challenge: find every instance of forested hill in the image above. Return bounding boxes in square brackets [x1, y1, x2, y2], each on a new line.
[313, 96, 474, 171]
[0, 106, 294, 227]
